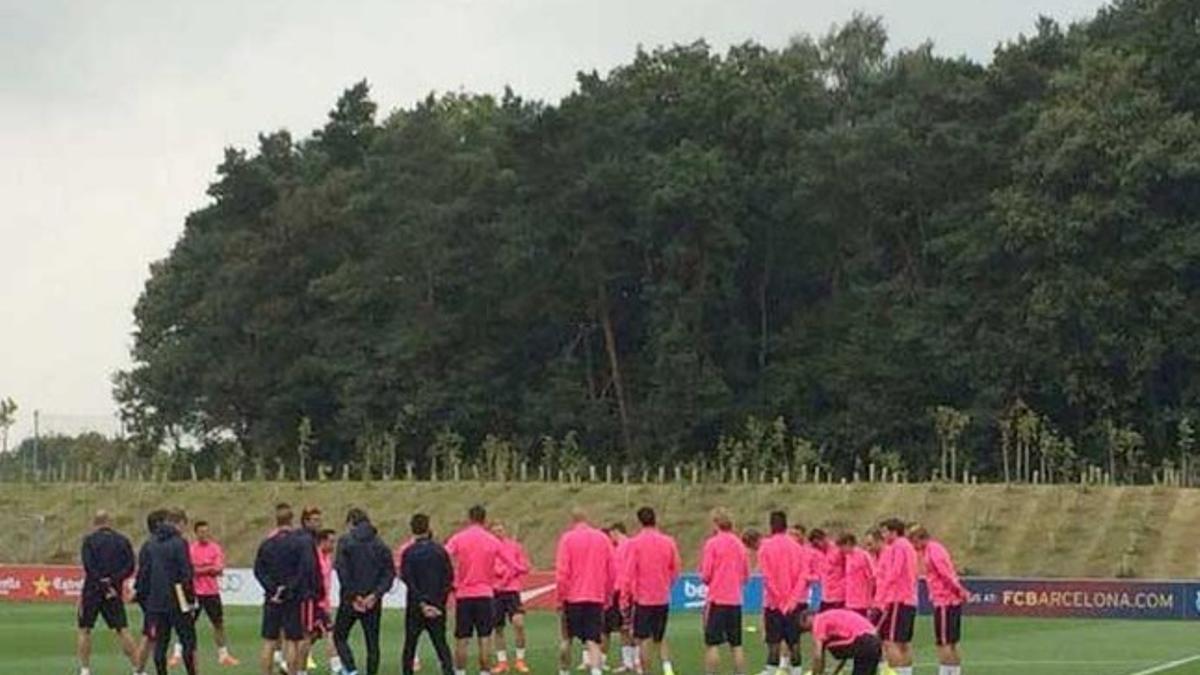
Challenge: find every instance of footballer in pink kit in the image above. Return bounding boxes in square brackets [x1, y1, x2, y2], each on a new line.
[756, 511, 807, 674]
[624, 507, 681, 675]
[808, 529, 846, 612]
[699, 508, 750, 675]
[445, 505, 522, 675]
[603, 523, 639, 673]
[491, 522, 532, 674]
[837, 533, 876, 618]
[189, 520, 240, 666]
[912, 526, 968, 675]
[874, 518, 918, 675]
[802, 609, 882, 675]
[556, 508, 616, 675]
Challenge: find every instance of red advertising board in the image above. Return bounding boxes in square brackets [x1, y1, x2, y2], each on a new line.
[0, 565, 88, 602]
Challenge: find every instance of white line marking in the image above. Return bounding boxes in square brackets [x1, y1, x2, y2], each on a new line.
[1126, 655, 1200, 675]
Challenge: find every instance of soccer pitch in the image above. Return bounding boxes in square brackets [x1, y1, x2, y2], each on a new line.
[6, 605, 1200, 675]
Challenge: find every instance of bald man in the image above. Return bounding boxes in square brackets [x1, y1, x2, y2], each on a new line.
[77, 510, 140, 675]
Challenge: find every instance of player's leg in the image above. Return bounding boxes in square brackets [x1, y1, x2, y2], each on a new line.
[512, 608, 529, 672]
[174, 609, 199, 675]
[428, 613, 456, 675]
[934, 605, 962, 675]
[205, 596, 238, 664]
[494, 596, 510, 673]
[702, 606, 722, 675]
[152, 615, 173, 675]
[785, 608, 803, 675]
[454, 599, 473, 675]
[77, 627, 93, 674]
[261, 639, 279, 675]
[363, 603, 383, 675]
[332, 603, 359, 674]
[852, 635, 882, 675]
[403, 608, 423, 675]
[559, 608, 575, 675]
[100, 596, 140, 668]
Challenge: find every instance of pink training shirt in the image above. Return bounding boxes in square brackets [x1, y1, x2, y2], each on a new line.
[843, 547, 875, 610]
[699, 530, 749, 606]
[822, 545, 846, 603]
[923, 540, 968, 607]
[556, 522, 616, 604]
[318, 548, 334, 611]
[812, 609, 876, 649]
[495, 538, 531, 593]
[624, 527, 681, 607]
[874, 537, 918, 607]
[446, 524, 515, 599]
[189, 540, 224, 597]
[757, 533, 804, 612]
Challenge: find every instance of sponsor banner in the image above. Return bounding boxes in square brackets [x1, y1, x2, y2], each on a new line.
[0, 565, 90, 602]
[961, 578, 1196, 620]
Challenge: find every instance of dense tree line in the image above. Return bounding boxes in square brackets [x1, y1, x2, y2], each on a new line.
[117, 1, 1200, 483]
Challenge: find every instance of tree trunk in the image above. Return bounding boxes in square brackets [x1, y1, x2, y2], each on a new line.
[597, 281, 633, 459]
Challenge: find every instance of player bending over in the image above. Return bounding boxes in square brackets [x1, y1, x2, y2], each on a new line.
[699, 508, 750, 675]
[803, 609, 882, 675]
[911, 526, 968, 675]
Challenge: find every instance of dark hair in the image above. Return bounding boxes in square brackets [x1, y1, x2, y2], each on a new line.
[909, 525, 930, 542]
[146, 509, 168, 533]
[836, 533, 857, 547]
[808, 528, 827, 545]
[609, 522, 627, 535]
[769, 511, 787, 534]
[411, 513, 430, 536]
[168, 509, 188, 525]
[468, 505, 487, 524]
[318, 528, 337, 542]
[637, 507, 656, 527]
[193, 520, 209, 532]
[345, 508, 368, 526]
[881, 518, 907, 536]
[275, 503, 294, 527]
[301, 506, 322, 523]
[791, 523, 807, 536]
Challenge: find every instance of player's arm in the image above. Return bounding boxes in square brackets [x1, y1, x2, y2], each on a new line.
[554, 536, 571, 602]
[134, 544, 150, 604]
[932, 547, 968, 600]
[670, 540, 683, 582]
[699, 541, 713, 585]
[117, 537, 136, 583]
[372, 540, 396, 600]
[809, 635, 825, 674]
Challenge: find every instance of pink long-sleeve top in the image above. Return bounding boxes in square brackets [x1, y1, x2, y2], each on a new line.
[624, 527, 681, 606]
[555, 523, 615, 604]
[699, 530, 749, 606]
[922, 539, 968, 607]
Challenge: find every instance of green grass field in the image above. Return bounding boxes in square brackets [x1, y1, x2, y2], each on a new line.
[7, 604, 1200, 675]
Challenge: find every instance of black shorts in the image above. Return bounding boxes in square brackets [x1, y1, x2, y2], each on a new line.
[78, 593, 127, 630]
[828, 634, 882, 675]
[604, 593, 626, 634]
[632, 604, 669, 642]
[763, 607, 802, 646]
[494, 591, 524, 629]
[197, 595, 224, 627]
[261, 600, 313, 641]
[819, 601, 845, 612]
[456, 597, 496, 639]
[703, 604, 742, 647]
[562, 602, 604, 644]
[879, 603, 916, 643]
[932, 604, 962, 646]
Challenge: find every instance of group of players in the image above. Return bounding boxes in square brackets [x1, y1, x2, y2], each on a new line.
[75, 503, 968, 675]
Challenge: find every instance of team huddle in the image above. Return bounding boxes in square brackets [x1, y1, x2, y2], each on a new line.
[74, 503, 968, 675]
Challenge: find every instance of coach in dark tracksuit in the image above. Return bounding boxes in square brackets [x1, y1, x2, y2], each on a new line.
[77, 510, 139, 673]
[399, 513, 455, 675]
[333, 508, 395, 675]
[135, 513, 197, 675]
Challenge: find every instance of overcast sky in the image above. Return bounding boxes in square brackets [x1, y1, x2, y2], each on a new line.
[0, 0, 1108, 443]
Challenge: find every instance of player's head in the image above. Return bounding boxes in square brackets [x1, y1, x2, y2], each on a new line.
[809, 527, 828, 549]
[146, 509, 168, 533]
[799, 611, 815, 632]
[301, 506, 322, 531]
[318, 529, 337, 553]
[608, 522, 627, 542]
[167, 509, 188, 532]
[837, 532, 857, 553]
[411, 513, 431, 537]
[344, 507, 368, 527]
[741, 528, 762, 551]
[275, 502, 294, 528]
[491, 520, 508, 539]
[880, 517, 906, 542]
[711, 507, 733, 532]
[194, 520, 211, 542]
[468, 504, 487, 525]
[93, 509, 111, 529]
[909, 524, 930, 551]
[769, 510, 787, 534]
[637, 506, 657, 528]
[570, 506, 588, 524]
[864, 529, 883, 554]
[789, 523, 807, 543]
